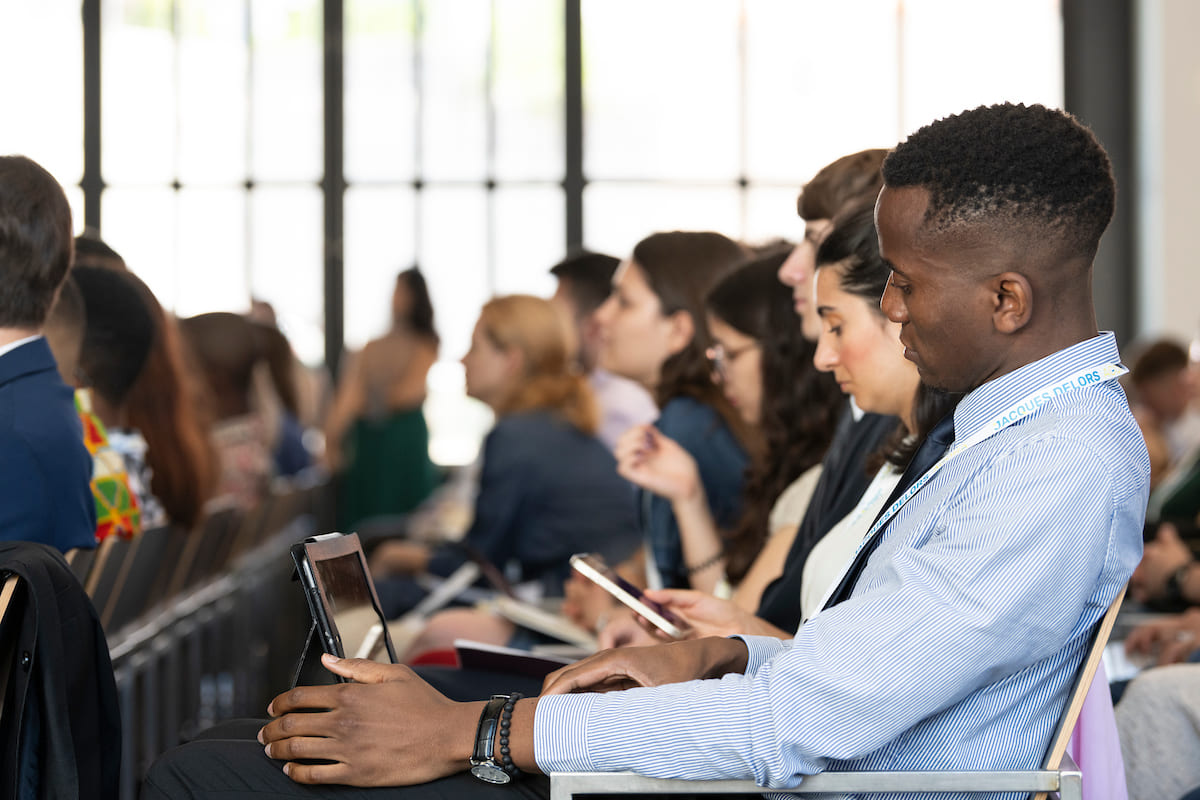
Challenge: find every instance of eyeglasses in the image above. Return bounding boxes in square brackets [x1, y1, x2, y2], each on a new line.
[705, 342, 758, 382]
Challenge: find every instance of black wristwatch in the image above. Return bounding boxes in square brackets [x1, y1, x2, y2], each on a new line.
[470, 695, 511, 784]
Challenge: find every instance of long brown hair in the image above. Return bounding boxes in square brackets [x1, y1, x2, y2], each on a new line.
[479, 294, 597, 435]
[631, 231, 752, 446]
[706, 252, 843, 584]
[125, 282, 220, 530]
[71, 233, 220, 531]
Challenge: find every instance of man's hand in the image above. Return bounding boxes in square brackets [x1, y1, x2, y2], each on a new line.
[1130, 523, 1194, 604]
[259, 654, 479, 786]
[1125, 607, 1200, 665]
[540, 637, 749, 696]
[641, 588, 792, 640]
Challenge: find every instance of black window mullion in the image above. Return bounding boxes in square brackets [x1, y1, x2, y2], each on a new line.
[82, 0, 103, 231]
[412, 0, 424, 264]
[485, 0, 498, 292]
[564, 0, 583, 250]
[323, 0, 346, 377]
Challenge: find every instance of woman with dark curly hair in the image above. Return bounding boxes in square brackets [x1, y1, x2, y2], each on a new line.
[613, 250, 843, 609]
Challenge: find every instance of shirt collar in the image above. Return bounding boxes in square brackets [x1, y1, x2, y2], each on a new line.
[952, 332, 1123, 442]
[0, 333, 44, 360]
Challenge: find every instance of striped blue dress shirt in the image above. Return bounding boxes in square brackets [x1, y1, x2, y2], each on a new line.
[534, 333, 1149, 797]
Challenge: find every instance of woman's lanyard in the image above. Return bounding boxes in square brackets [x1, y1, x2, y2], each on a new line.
[808, 361, 1128, 620]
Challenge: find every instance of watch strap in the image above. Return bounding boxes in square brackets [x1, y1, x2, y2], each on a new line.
[472, 695, 508, 769]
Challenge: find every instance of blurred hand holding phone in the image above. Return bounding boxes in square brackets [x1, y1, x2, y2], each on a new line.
[570, 553, 691, 639]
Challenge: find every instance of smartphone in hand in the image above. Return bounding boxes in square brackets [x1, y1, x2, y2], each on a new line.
[569, 553, 689, 639]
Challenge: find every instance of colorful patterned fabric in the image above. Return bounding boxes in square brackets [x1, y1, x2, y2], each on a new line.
[75, 389, 142, 540]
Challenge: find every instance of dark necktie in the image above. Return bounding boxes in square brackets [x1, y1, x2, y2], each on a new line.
[820, 412, 956, 612]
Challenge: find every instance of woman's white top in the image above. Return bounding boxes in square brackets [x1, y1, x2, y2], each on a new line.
[798, 463, 901, 628]
[767, 465, 823, 533]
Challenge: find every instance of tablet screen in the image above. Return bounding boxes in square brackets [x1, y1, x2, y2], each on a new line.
[311, 551, 392, 662]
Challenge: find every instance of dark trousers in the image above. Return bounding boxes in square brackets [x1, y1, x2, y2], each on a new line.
[142, 720, 552, 800]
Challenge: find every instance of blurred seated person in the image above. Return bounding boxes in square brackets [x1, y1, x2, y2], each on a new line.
[548, 251, 657, 451]
[1134, 340, 1200, 524]
[73, 266, 166, 529]
[370, 295, 639, 618]
[1131, 521, 1200, 611]
[324, 268, 441, 528]
[0, 155, 95, 553]
[179, 311, 299, 510]
[1116, 658, 1200, 800]
[73, 233, 219, 531]
[1132, 339, 1200, 465]
[45, 269, 160, 537]
[246, 297, 317, 478]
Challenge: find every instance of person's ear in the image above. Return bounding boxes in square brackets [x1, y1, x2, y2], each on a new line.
[502, 346, 526, 379]
[991, 272, 1033, 334]
[663, 310, 695, 357]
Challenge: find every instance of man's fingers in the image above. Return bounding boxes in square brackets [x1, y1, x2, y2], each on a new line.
[320, 654, 412, 684]
[282, 760, 352, 785]
[260, 710, 339, 744]
[265, 734, 340, 763]
[542, 657, 632, 696]
[268, 684, 341, 717]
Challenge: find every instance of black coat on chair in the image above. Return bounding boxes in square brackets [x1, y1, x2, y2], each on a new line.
[0, 541, 121, 800]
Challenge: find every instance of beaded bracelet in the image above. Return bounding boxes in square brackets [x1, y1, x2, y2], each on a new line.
[684, 549, 725, 576]
[498, 692, 524, 778]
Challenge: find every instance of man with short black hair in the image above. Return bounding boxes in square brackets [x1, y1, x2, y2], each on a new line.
[548, 250, 656, 451]
[145, 103, 1149, 800]
[0, 155, 96, 553]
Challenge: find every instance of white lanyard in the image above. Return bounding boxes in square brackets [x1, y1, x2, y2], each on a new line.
[807, 361, 1127, 620]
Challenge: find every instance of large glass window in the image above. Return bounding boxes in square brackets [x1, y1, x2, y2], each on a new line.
[344, 0, 565, 465]
[0, 2, 85, 227]
[581, 0, 1062, 256]
[98, 0, 324, 363]
[0, 0, 1064, 465]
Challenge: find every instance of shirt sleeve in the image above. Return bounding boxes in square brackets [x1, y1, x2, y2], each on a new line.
[534, 435, 1133, 788]
[0, 434, 52, 545]
[426, 422, 528, 577]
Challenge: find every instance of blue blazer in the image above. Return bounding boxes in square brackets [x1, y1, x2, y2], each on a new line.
[0, 338, 96, 553]
[428, 410, 640, 597]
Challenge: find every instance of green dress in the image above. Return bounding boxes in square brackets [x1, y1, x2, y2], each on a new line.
[336, 406, 440, 529]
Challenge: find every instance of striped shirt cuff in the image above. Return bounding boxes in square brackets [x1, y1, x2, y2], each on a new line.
[736, 634, 788, 675]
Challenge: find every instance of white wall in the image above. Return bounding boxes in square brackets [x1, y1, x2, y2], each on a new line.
[1138, 0, 1200, 349]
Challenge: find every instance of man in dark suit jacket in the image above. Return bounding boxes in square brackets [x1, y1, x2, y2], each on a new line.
[0, 155, 96, 553]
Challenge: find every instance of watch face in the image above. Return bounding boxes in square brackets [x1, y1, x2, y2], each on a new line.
[470, 763, 511, 785]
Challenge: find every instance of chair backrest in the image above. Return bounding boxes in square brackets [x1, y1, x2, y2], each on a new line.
[1039, 586, 1126, 771]
[0, 573, 22, 730]
[65, 546, 98, 587]
[104, 525, 175, 631]
[85, 535, 134, 617]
